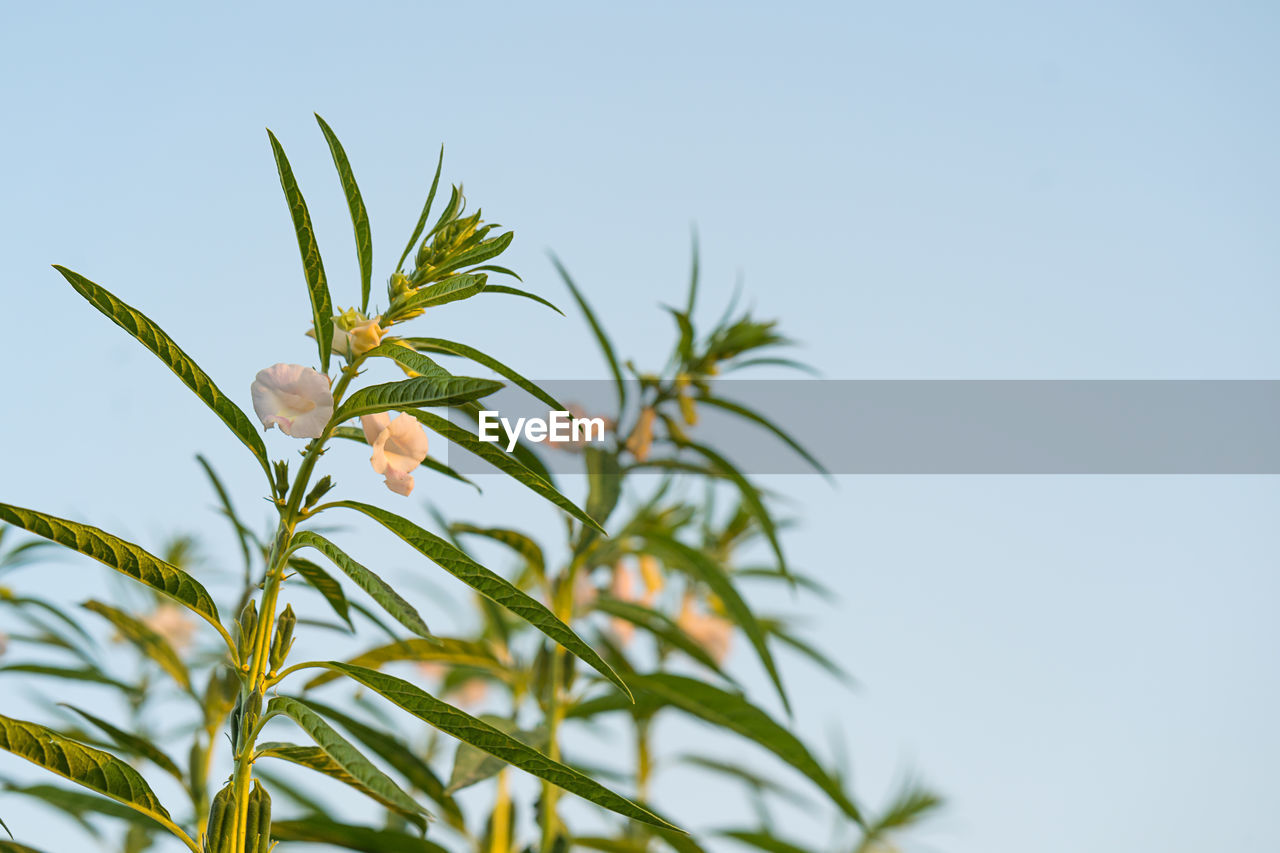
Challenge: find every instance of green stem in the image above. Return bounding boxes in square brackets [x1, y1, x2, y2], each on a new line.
[540, 556, 581, 853]
[227, 361, 361, 853]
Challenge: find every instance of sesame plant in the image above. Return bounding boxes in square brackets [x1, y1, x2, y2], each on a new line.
[0, 117, 938, 853]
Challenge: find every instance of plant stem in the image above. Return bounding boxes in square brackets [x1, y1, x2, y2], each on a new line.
[540, 558, 579, 853]
[227, 362, 360, 853]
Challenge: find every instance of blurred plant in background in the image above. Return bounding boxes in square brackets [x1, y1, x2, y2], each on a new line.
[0, 117, 938, 853]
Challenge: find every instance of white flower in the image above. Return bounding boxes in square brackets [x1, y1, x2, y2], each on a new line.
[143, 603, 195, 653]
[251, 364, 333, 438]
[360, 413, 429, 496]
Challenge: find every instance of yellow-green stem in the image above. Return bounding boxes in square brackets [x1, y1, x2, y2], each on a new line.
[228, 361, 360, 853]
[540, 557, 581, 853]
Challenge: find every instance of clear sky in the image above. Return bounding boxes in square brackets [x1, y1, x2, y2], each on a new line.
[2, 2, 1278, 851]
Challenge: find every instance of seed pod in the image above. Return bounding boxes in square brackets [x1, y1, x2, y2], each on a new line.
[203, 783, 235, 853]
[235, 601, 258, 662]
[247, 780, 272, 853]
[268, 604, 296, 671]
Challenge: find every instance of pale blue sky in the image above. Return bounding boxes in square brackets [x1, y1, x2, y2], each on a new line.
[2, 2, 1278, 851]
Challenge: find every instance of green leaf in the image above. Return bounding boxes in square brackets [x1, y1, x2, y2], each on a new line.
[315, 114, 373, 313]
[448, 229, 514, 271]
[449, 524, 546, 578]
[195, 454, 254, 574]
[271, 818, 449, 853]
[330, 502, 628, 699]
[310, 663, 677, 832]
[264, 696, 427, 819]
[696, 397, 829, 478]
[0, 715, 197, 852]
[2, 783, 165, 834]
[267, 129, 335, 373]
[258, 742, 424, 824]
[583, 447, 623, 538]
[288, 557, 354, 631]
[683, 443, 791, 583]
[0, 505, 231, 650]
[289, 531, 431, 639]
[59, 705, 183, 781]
[397, 273, 486, 311]
[332, 374, 503, 422]
[81, 600, 190, 691]
[0, 663, 138, 696]
[679, 755, 813, 806]
[397, 146, 445, 274]
[642, 532, 788, 713]
[303, 637, 505, 690]
[448, 716, 546, 793]
[627, 674, 861, 823]
[551, 254, 626, 413]
[403, 337, 566, 411]
[719, 830, 813, 853]
[296, 699, 465, 829]
[594, 597, 734, 681]
[51, 267, 270, 479]
[406, 410, 603, 534]
[480, 284, 565, 315]
[0, 844, 46, 853]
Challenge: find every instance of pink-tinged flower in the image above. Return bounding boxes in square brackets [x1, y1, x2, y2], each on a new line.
[251, 364, 334, 438]
[360, 413, 429, 496]
[143, 603, 196, 653]
[678, 594, 734, 665]
[609, 563, 638, 645]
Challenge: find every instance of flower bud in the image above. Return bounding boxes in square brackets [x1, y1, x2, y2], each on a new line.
[269, 604, 296, 671]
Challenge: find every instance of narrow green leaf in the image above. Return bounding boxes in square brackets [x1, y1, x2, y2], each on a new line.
[683, 443, 791, 583]
[298, 699, 466, 829]
[696, 397, 829, 477]
[447, 229, 514, 271]
[448, 716, 546, 793]
[258, 742, 424, 823]
[406, 410, 603, 534]
[330, 502, 628, 699]
[265, 696, 427, 818]
[403, 337, 566, 411]
[315, 114, 373, 313]
[288, 556, 354, 630]
[312, 663, 677, 831]
[60, 705, 183, 781]
[289, 531, 431, 639]
[267, 129, 335, 372]
[51, 267, 270, 479]
[2, 783, 164, 834]
[0, 844, 45, 853]
[449, 524, 546, 578]
[303, 637, 504, 690]
[594, 597, 734, 681]
[685, 228, 700, 317]
[81, 600, 190, 691]
[397, 274, 485, 311]
[195, 454, 254, 574]
[550, 254, 626, 412]
[583, 447, 623, 537]
[0, 505, 229, 649]
[271, 818, 449, 853]
[719, 830, 813, 853]
[480, 283, 566, 315]
[0, 715, 197, 851]
[331, 375, 503, 423]
[642, 533, 788, 713]
[628, 674, 861, 823]
[0, 664, 138, 696]
[397, 146, 445, 274]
